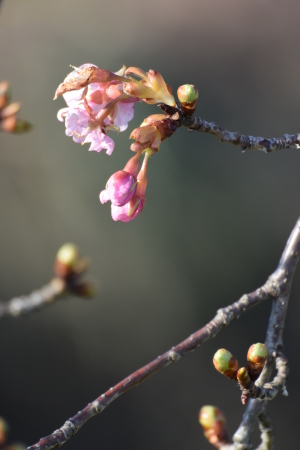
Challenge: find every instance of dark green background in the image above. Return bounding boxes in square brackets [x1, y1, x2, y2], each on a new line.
[0, 1, 300, 448]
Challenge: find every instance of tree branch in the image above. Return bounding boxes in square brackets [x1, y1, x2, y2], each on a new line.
[241, 353, 288, 403]
[232, 216, 300, 449]
[26, 216, 300, 450]
[0, 278, 66, 319]
[184, 116, 300, 153]
[256, 408, 274, 450]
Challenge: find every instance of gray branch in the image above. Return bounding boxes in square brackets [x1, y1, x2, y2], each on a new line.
[233, 215, 300, 449]
[242, 353, 288, 403]
[185, 116, 300, 153]
[26, 216, 300, 450]
[0, 278, 66, 319]
[256, 409, 274, 450]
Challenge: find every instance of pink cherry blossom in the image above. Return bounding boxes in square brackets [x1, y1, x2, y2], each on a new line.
[111, 196, 145, 222]
[56, 64, 137, 155]
[100, 170, 137, 206]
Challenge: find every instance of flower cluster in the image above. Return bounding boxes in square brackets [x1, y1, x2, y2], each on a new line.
[56, 64, 136, 155]
[55, 64, 198, 222]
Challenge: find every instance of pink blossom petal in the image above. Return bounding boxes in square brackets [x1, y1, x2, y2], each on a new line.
[99, 189, 110, 204]
[57, 107, 70, 122]
[114, 102, 135, 132]
[85, 130, 115, 155]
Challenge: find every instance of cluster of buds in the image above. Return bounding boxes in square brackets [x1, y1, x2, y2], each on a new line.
[213, 343, 267, 404]
[199, 406, 229, 449]
[100, 149, 149, 222]
[55, 64, 199, 221]
[54, 243, 97, 297]
[0, 81, 31, 134]
[0, 416, 26, 450]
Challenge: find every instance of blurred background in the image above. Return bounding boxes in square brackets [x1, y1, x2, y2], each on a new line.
[0, 0, 300, 448]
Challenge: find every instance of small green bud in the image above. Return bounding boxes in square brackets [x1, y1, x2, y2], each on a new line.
[199, 406, 229, 446]
[199, 405, 225, 430]
[56, 243, 79, 268]
[237, 367, 251, 389]
[213, 348, 239, 380]
[177, 84, 198, 104]
[247, 343, 267, 381]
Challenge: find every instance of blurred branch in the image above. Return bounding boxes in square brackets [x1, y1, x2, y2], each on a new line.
[0, 278, 66, 318]
[0, 244, 95, 320]
[26, 216, 300, 450]
[257, 409, 274, 450]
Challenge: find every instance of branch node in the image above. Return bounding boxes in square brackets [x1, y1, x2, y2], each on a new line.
[168, 351, 181, 362]
[264, 279, 280, 298]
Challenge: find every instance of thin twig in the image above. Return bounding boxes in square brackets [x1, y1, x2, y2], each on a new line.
[157, 103, 300, 154]
[185, 116, 300, 153]
[0, 278, 66, 319]
[26, 216, 300, 450]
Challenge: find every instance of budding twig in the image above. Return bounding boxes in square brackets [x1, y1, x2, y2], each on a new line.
[0, 244, 95, 320]
[232, 216, 300, 449]
[241, 352, 288, 404]
[0, 278, 66, 319]
[26, 216, 300, 450]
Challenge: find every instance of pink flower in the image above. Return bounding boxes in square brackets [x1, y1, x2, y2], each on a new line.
[56, 64, 137, 155]
[111, 196, 145, 222]
[105, 150, 150, 222]
[100, 170, 137, 206]
[99, 151, 141, 206]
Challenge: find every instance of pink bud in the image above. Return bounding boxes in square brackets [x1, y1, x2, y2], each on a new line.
[111, 195, 145, 222]
[100, 170, 137, 207]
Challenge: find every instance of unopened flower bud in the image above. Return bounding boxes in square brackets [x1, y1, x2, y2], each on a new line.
[55, 243, 79, 277]
[199, 406, 229, 447]
[100, 152, 141, 207]
[247, 343, 267, 381]
[0, 417, 9, 445]
[100, 170, 137, 207]
[124, 67, 175, 106]
[130, 124, 161, 152]
[0, 81, 11, 110]
[177, 84, 198, 115]
[0, 102, 21, 119]
[147, 70, 175, 106]
[237, 367, 251, 389]
[213, 348, 239, 380]
[110, 150, 150, 222]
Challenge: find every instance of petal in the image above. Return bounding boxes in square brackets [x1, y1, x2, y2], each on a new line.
[99, 189, 110, 204]
[114, 102, 135, 132]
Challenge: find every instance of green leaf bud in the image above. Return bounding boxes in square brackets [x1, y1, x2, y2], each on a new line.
[213, 348, 239, 380]
[177, 84, 198, 104]
[247, 343, 267, 381]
